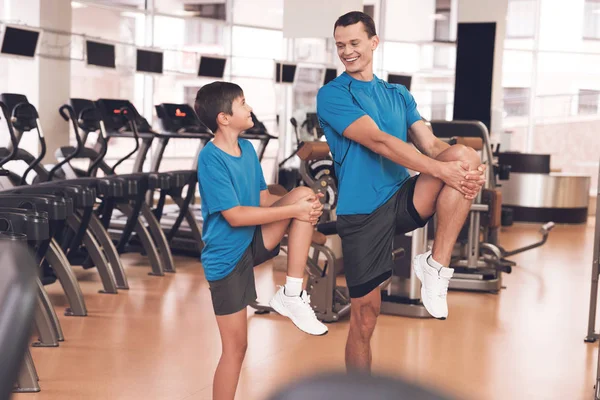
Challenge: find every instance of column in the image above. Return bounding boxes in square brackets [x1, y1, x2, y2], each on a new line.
[457, 0, 508, 137]
[38, 0, 72, 164]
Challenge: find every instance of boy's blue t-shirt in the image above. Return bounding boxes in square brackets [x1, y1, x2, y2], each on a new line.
[197, 139, 267, 281]
[316, 72, 422, 215]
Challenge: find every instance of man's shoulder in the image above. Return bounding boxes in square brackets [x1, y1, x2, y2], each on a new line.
[317, 75, 350, 100]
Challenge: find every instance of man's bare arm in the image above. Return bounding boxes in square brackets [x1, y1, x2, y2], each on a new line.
[408, 119, 450, 159]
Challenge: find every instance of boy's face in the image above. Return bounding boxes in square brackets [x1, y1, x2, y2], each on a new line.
[223, 95, 254, 133]
[334, 22, 379, 76]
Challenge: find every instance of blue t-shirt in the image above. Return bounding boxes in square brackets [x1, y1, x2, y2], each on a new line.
[197, 139, 267, 281]
[316, 72, 422, 215]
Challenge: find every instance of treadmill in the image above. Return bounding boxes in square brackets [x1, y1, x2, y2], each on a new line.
[0, 94, 124, 293]
[57, 98, 177, 275]
[97, 99, 205, 257]
[152, 103, 212, 256]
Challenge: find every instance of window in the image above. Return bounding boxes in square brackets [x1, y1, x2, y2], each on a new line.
[584, 0, 600, 40]
[503, 87, 530, 117]
[434, 9, 451, 42]
[431, 91, 449, 120]
[578, 89, 600, 115]
[505, 0, 536, 38]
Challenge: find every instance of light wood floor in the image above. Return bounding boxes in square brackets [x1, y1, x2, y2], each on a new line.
[12, 219, 599, 400]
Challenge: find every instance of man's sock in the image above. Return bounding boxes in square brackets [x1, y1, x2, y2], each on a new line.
[427, 255, 444, 272]
[284, 276, 303, 297]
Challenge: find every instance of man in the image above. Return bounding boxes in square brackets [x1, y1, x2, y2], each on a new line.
[316, 11, 486, 371]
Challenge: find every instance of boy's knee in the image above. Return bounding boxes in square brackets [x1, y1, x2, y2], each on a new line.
[291, 186, 315, 198]
[223, 338, 248, 361]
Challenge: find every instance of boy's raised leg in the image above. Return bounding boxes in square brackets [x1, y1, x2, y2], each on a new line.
[261, 186, 329, 335]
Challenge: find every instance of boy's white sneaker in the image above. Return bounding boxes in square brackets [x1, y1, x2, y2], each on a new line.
[269, 287, 328, 336]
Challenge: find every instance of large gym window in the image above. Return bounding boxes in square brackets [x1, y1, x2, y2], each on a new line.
[578, 89, 600, 115]
[584, 0, 600, 40]
[505, 0, 536, 39]
[503, 87, 530, 117]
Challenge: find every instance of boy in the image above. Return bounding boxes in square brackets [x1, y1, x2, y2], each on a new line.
[195, 81, 329, 400]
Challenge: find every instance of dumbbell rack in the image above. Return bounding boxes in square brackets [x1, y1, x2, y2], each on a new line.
[584, 160, 600, 400]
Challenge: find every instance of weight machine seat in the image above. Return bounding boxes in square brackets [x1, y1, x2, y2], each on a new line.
[450, 136, 483, 151]
[297, 141, 331, 161]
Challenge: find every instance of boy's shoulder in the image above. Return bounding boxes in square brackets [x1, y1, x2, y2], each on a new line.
[197, 139, 255, 166]
[197, 142, 222, 167]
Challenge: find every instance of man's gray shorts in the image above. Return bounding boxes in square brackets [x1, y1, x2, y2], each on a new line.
[208, 226, 280, 316]
[336, 175, 431, 299]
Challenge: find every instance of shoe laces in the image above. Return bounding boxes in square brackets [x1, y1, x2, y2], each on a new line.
[437, 276, 450, 298]
[287, 290, 317, 318]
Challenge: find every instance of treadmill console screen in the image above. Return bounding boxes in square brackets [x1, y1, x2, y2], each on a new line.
[95, 99, 141, 132]
[156, 103, 209, 133]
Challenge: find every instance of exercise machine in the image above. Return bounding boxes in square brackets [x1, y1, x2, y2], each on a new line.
[57, 98, 176, 275]
[150, 102, 213, 256]
[427, 120, 555, 293]
[0, 94, 124, 294]
[583, 159, 600, 399]
[0, 239, 40, 395]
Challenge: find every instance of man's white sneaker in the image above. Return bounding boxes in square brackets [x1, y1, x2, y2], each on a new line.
[269, 287, 328, 336]
[413, 251, 454, 319]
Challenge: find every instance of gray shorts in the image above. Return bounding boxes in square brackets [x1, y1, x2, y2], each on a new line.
[336, 175, 431, 298]
[208, 226, 280, 316]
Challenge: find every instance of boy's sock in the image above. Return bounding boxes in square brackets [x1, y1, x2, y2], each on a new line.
[284, 276, 303, 297]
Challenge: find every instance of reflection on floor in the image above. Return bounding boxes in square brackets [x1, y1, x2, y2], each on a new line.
[13, 219, 598, 400]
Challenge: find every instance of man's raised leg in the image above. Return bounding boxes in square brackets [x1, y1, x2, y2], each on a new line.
[413, 144, 482, 265]
[345, 287, 381, 372]
[411, 144, 482, 318]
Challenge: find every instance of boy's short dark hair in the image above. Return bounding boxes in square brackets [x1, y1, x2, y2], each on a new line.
[334, 11, 377, 38]
[194, 81, 244, 133]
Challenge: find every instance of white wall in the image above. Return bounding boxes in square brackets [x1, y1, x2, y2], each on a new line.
[383, 0, 436, 42]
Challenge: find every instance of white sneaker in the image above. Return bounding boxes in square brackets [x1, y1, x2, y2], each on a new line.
[269, 287, 328, 336]
[413, 251, 454, 319]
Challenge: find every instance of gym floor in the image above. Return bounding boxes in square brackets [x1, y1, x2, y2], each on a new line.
[13, 219, 597, 400]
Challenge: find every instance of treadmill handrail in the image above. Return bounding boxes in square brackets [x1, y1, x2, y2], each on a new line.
[110, 106, 140, 175]
[0, 102, 18, 168]
[48, 105, 83, 181]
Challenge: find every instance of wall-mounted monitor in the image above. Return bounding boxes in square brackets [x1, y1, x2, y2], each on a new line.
[136, 48, 163, 74]
[275, 62, 297, 83]
[198, 56, 226, 78]
[323, 68, 337, 85]
[387, 73, 412, 90]
[1, 26, 40, 58]
[86, 40, 116, 69]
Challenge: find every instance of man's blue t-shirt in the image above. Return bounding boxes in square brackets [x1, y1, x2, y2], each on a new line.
[316, 72, 422, 215]
[197, 139, 267, 281]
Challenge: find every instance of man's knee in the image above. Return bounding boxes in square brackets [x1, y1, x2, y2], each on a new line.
[442, 144, 480, 167]
[350, 299, 380, 340]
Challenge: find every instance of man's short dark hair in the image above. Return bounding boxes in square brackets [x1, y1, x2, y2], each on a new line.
[334, 11, 377, 38]
[194, 81, 243, 133]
